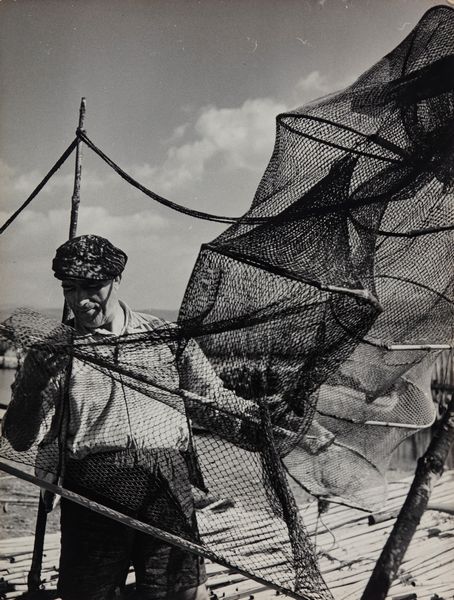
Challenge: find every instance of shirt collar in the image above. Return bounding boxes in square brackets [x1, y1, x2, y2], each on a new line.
[74, 300, 131, 337]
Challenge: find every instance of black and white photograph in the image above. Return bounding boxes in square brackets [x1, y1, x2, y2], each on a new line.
[0, 1, 453, 599]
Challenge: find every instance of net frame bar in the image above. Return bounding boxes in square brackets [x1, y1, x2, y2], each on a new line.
[0, 460, 315, 600]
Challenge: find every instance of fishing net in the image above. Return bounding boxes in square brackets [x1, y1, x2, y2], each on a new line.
[1, 5, 454, 598]
[0, 307, 331, 598]
[178, 5, 454, 509]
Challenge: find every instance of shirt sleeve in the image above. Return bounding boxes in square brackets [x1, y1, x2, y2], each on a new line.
[178, 339, 283, 451]
[178, 339, 304, 453]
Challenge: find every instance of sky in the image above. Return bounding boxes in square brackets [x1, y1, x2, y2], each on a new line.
[0, 0, 445, 312]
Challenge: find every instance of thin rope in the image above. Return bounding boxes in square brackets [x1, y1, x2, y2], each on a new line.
[317, 515, 337, 552]
[115, 342, 139, 450]
[78, 129, 453, 230]
[77, 129, 249, 225]
[0, 139, 78, 235]
[2, 130, 449, 235]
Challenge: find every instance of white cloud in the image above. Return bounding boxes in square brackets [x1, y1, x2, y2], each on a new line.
[165, 123, 190, 143]
[195, 98, 287, 170]
[12, 169, 48, 194]
[2, 70, 342, 212]
[297, 70, 331, 94]
[129, 97, 288, 193]
[0, 206, 168, 256]
[295, 70, 348, 103]
[0, 159, 16, 190]
[0, 159, 107, 207]
[2, 77, 339, 211]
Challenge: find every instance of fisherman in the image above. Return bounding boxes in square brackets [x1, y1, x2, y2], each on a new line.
[3, 234, 234, 600]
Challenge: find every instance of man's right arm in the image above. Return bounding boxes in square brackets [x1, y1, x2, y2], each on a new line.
[2, 349, 63, 452]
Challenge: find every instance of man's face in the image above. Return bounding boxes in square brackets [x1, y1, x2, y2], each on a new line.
[61, 277, 121, 330]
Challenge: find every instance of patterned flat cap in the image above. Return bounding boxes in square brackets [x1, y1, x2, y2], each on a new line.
[52, 234, 128, 280]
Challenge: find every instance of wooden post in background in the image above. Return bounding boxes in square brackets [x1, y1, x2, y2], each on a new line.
[63, 96, 86, 320]
[27, 97, 86, 595]
[361, 389, 454, 600]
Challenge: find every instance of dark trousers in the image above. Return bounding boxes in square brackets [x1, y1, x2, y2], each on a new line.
[57, 449, 207, 600]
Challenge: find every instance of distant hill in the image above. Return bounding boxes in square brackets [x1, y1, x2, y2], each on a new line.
[0, 307, 179, 324]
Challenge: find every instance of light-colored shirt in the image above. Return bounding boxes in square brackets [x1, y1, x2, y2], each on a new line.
[65, 302, 189, 458]
[3, 302, 261, 464]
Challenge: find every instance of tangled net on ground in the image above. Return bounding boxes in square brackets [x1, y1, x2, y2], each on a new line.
[1, 6, 453, 598]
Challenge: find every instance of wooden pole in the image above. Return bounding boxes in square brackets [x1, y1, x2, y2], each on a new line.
[68, 97, 86, 239]
[360, 394, 454, 600]
[27, 97, 86, 595]
[63, 96, 86, 321]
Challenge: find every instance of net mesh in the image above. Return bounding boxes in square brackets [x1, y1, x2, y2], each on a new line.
[0, 308, 329, 598]
[1, 5, 454, 597]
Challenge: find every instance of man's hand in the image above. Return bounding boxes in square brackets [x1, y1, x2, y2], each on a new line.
[6, 344, 69, 403]
[2, 346, 67, 452]
[27, 345, 71, 390]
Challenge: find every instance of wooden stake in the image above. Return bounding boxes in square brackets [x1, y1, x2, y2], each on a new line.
[68, 97, 86, 240]
[28, 97, 86, 594]
[360, 395, 454, 600]
[386, 344, 452, 351]
[63, 96, 86, 321]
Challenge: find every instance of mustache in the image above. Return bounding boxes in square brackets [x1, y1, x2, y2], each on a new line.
[77, 304, 99, 313]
